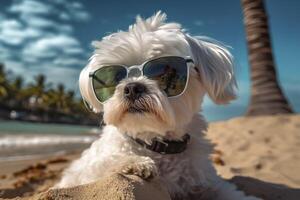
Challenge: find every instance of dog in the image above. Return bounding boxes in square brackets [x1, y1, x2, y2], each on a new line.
[56, 12, 261, 200]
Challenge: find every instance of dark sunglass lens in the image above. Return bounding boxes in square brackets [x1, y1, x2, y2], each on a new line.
[92, 66, 127, 102]
[143, 57, 188, 96]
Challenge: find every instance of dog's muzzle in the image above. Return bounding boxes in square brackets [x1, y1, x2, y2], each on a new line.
[124, 82, 147, 101]
[124, 82, 150, 113]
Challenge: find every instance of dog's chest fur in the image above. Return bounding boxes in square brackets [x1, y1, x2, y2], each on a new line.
[84, 115, 218, 198]
[127, 132, 217, 199]
[154, 152, 201, 197]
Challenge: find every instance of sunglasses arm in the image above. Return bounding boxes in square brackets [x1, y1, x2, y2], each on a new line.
[185, 58, 200, 74]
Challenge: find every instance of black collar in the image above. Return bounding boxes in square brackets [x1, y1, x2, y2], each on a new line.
[130, 134, 190, 154]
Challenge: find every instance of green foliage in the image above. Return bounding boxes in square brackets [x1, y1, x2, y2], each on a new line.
[0, 64, 10, 101]
[0, 63, 96, 122]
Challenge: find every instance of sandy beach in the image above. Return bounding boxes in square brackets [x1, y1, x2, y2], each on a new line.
[0, 114, 299, 199]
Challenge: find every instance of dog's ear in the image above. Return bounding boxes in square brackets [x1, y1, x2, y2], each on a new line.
[185, 35, 237, 104]
[79, 58, 103, 113]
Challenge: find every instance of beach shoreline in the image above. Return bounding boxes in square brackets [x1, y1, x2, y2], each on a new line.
[0, 114, 299, 199]
[0, 151, 80, 176]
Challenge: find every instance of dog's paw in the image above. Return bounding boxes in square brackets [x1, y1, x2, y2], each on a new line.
[121, 157, 157, 180]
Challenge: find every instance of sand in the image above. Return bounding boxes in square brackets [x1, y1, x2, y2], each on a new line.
[207, 114, 300, 199]
[0, 114, 299, 200]
[208, 114, 300, 188]
[35, 174, 170, 200]
[0, 155, 171, 200]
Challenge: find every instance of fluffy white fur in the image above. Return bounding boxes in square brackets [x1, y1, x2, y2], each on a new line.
[56, 12, 261, 200]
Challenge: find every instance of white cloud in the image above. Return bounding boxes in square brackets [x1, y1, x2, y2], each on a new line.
[0, 19, 44, 46]
[64, 47, 84, 55]
[0, 18, 44, 45]
[22, 35, 83, 59]
[21, 15, 74, 34]
[42, 66, 81, 90]
[0, 19, 23, 29]
[0, 19, 25, 45]
[53, 57, 86, 67]
[194, 20, 204, 27]
[0, 28, 43, 45]
[3, 60, 27, 76]
[0, 0, 91, 90]
[66, 2, 90, 21]
[53, 1, 91, 22]
[22, 56, 39, 64]
[56, 24, 73, 33]
[0, 45, 13, 60]
[9, 0, 54, 15]
[33, 35, 80, 50]
[24, 15, 57, 28]
[4, 60, 81, 90]
[59, 12, 71, 21]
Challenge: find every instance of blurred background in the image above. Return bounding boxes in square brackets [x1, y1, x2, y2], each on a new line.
[0, 0, 299, 166]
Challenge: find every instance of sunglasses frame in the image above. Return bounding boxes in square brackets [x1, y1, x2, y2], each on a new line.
[89, 56, 195, 104]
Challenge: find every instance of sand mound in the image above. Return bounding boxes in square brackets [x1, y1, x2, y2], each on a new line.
[31, 174, 170, 200]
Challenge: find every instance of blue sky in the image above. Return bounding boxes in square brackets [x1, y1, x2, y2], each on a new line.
[0, 0, 299, 121]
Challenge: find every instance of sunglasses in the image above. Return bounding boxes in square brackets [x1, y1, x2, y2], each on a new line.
[89, 56, 194, 103]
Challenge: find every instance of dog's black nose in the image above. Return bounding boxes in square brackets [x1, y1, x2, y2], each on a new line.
[124, 82, 146, 101]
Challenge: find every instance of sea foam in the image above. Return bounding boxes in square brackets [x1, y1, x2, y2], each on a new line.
[0, 134, 97, 148]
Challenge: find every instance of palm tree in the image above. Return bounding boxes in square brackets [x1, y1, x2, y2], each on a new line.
[13, 76, 23, 90]
[25, 74, 49, 110]
[241, 0, 293, 115]
[10, 76, 24, 108]
[0, 65, 98, 124]
[56, 84, 67, 112]
[46, 84, 71, 113]
[0, 64, 10, 103]
[65, 90, 75, 112]
[34, 74, 46, 95]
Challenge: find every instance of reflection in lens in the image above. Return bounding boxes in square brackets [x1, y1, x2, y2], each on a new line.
[92, 66, 127, 102]
[143, 57, 187, 96]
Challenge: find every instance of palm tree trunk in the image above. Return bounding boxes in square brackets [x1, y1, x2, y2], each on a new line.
[241, 0, 293, 116]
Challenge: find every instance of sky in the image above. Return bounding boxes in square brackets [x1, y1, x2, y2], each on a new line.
[0, 0, 299, 121]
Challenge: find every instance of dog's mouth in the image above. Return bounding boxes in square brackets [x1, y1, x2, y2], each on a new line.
[124, 96, 152, 114]
[121, 96, 170, 125]
[127, 106, 149, 113]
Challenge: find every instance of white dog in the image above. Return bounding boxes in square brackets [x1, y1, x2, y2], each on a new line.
[56, 12, 261, 200]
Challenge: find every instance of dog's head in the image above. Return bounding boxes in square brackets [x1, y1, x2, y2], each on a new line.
[79, 12, 236, 138]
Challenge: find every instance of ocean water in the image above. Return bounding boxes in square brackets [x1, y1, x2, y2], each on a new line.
[0, 120, 100, 161]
